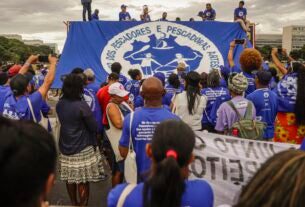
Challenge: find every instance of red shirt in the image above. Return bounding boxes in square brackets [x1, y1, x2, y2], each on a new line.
[97, 85, 111, 126]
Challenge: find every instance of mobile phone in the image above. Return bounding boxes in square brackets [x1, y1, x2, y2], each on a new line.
[277, 48, 282, 54]
[235, 39, 245, 45]
[38, 55, 49, 63]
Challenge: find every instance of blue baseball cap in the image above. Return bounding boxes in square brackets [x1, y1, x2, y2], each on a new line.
[153, 72, 166, 86]
[121, 4, 127, 8]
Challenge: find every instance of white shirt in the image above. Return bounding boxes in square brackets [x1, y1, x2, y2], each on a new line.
[173, 91, 207, 131]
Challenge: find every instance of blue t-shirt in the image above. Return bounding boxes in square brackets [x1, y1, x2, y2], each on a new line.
[87, 82, 100, 94]
[2, 91, 43, 121]
[201, 87, 231, 125]
[0, 85, 12, 114]
[33, 73, 45, 90]
[230, 66, 256, 95]
[125, 80, 141, 103]
[234, 7, 247, 19]
[134, 93, 173, 109]
[119, 12, 131, 21]
[119, 74, 128, 86]
[91, 13, 99, 21]
[84, 87, 103, 133]
[203, 9, 216, 20]
[274, 73, 297, 113]
[247, 88, 278, 139]
[165, 84, 184, 96]
[108, 180, 214, 207]
[119, 108, 179, 180]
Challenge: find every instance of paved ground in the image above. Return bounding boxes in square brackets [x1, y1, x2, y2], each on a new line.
[48, 175, 111, 207]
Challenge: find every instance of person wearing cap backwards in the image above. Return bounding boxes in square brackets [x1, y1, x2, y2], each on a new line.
[106, 82, 133, 187]
[2, 55, 57, 121]
[119, 77, 179, 183]
[215, 73, 256, 134]
[108, 120, 214, 207]
[198, 3, 216, 21]
[246, 70, 278, 140]
[119, 4, 131, 21]
[140, 5, 151, 22]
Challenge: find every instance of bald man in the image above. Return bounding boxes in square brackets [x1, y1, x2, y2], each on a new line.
[119, 77, 179, 182]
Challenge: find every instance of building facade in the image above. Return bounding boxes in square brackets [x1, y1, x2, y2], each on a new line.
[256, 34, 282, 48]
[283, 26, 305, 53]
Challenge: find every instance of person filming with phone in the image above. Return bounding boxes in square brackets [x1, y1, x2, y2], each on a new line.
[2, 54, 58, 122]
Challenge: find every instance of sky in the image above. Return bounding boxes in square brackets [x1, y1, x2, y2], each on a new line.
[0, 0, 304, 52]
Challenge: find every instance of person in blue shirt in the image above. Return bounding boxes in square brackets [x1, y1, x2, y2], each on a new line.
[134, 73, 173, 108]
[228, 40, 263, 95]
[91, 9, 99, 21]
[84, 68, 100, 94]
[159, 12, 168, 21]
[140, 5, 151, 22]
[246, 70, 278, 140]
[201, 69, 231, 132]
[3, 55, 57, 121]
[0, 71, 11, 114]
[125, 69, 142, 103]
[109, 120, 214, 207]
[234, 1, 250, 32]
[111, 62, 128, 86]
[119, 4, 131, 21]
[33, 65, 45, 90]
[273, 62, 305, 144]
[199, 3, 216, 21]
[165, 73, 183, 97]
[119, 77, 179, 182]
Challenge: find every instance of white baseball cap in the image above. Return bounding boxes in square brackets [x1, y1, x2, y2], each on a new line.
[108, 82, 129, 97]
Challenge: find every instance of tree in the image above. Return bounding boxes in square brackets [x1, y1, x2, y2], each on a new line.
[0, 36, 53, 64]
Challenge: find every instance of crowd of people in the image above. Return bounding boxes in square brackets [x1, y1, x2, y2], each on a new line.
[1, 2, 305, 205]
[1, 38, 305, 206]
[81, 1, 251, 31]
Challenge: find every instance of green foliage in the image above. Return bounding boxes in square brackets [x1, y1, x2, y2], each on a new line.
[0, 36, 53, 63]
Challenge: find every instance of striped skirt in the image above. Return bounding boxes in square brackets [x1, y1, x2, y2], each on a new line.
[59, 146, 108, 184]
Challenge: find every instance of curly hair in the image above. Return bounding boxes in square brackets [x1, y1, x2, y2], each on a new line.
[239, 48, 263, 74]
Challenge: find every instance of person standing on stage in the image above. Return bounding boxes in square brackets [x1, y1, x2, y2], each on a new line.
[199, 3, 216, 21]
[234, 1, 250, 31]
[159, 12, 168, 21]
[140, 5, 151, 22]
[119, 4, 131, 21]
[81, 0, 92, 21]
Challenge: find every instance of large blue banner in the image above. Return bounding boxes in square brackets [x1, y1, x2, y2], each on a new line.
[53, 21, 247, 88]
